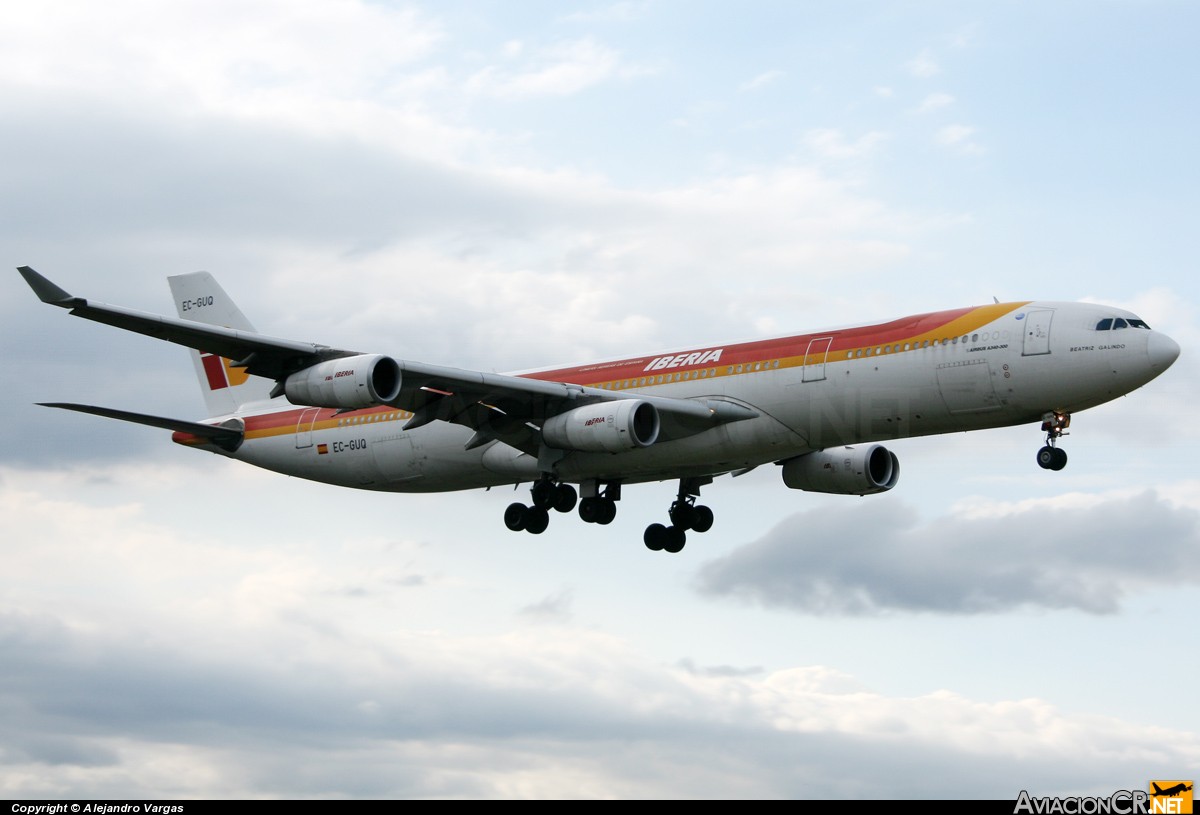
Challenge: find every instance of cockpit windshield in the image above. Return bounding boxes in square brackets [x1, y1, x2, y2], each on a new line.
[1095, 317, 1151, 331]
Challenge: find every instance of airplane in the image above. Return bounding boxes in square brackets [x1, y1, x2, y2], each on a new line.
[1152, 783, 1193, 797]
[18, 266, 1180, 553]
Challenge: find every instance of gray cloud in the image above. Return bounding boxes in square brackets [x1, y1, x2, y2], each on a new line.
[694, 491, 1200, 615]
[3, 607, 1196, 798]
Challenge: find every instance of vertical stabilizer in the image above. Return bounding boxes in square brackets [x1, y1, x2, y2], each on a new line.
[168, 272, 274, 416]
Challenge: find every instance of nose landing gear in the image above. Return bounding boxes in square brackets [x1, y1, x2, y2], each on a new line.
[1036, 411, 1070, 471]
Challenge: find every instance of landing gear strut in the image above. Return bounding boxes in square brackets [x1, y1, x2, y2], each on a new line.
[1036, 410, 1070, 471]
[644, 478, 714, 554]
[504, 476, 578, 535]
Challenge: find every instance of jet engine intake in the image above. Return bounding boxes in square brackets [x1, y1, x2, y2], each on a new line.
[781, 444, 899, 495]
[542, 400, 660, 453]
[283, 354, 402, 409]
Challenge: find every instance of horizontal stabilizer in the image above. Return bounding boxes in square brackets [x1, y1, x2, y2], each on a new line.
[37, 402, 244, 451]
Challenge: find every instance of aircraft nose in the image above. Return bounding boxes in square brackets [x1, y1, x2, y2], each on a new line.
[1147, 330, 1181, 372]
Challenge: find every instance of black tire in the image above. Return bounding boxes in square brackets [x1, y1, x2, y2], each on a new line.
[531, 480, 556, 510]
[691, 505, 714, 534]
[663, 526, 686, 554]
[644, 523, 668, 551]
[525, 506, 550, 534]
[597, 498, 617, 525]
[670, 503, 696, 530]
[578, 497, 600, 524]
[504, 503, 528, 532]
[1037, 446, 1055, 470]
[1051, 447, 1068, 471]
[553, 483, 578, 513]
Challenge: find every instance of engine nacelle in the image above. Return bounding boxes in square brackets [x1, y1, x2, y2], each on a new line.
[283, 354, 402, 409]
[781, 444, 899, 495]
[541, 400, 660, 453]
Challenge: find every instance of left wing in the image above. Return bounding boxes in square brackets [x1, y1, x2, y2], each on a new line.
[19, 267, 758, 454]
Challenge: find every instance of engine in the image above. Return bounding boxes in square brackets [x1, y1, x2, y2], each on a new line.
[781, 444, 899, 495]
[541, 400, 660, 453]
[283, 354, 402, 409]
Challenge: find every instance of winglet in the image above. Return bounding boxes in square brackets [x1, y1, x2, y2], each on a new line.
[17, 266, 83, 307]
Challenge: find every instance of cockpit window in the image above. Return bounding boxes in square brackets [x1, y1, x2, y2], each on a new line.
[1095, 316, 1152, 331]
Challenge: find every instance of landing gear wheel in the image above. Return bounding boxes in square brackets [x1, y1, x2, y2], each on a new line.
[1037, 446, 1056, 470]
[553, 483, 578, 513]
[1037, 446, 1068, 471]
[504, 503, 528, 532]
[578, 497, 601, 524]
[644, 523, 668, 551]
[531, 479, 557, 510]
[690, 505, 714, 533]
[524, 506, 550, 534]
[669, 503, 696, 530]
[663, 526, 686, 554]
[596, 498, 617, 525]
[1050, 447, 1067, 470]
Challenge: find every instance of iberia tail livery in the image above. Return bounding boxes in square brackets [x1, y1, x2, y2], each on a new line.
[18, 266, 1180, 554]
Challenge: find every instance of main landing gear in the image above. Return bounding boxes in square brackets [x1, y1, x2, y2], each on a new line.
[504, 476, 578, 535]
[643, 478, 715, 554]
[1036, 410, 1071, 471]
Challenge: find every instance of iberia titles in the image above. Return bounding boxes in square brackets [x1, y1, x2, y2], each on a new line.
[643, 348, 724, 372]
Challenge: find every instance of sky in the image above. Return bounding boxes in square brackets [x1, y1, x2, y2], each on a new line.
[2, 0, 1198, 800]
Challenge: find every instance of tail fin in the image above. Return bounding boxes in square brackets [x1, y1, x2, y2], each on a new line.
[168, 272, 274, 416]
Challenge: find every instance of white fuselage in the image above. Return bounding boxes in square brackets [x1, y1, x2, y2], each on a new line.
[192, 300, 1177, 493]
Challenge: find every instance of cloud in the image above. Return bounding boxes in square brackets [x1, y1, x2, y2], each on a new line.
[518, 588, 575, 622]
[465, 38, 650, 98]
[560, 2, 646, 24]
[694, 490, 1200, 615]
[907, 48, 940, 78]
[3, 605, 1197, 798]
[2, 464, 1196, 797]
[936, 124, 984, 154]
[916, 92, 955, 113]
[739, 70, 785, 92]
[805, 129, 890, 160]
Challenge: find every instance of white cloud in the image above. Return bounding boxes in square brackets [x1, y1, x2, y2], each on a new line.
[907, 48, 940, 78]
[560, 2, 647, 24]
[917, 92, 955, 113]
[936, 124, 984, 154]
[739, 69, 786, 92]
[465, 38, 649, 98]
[805, 128, 890, 160]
